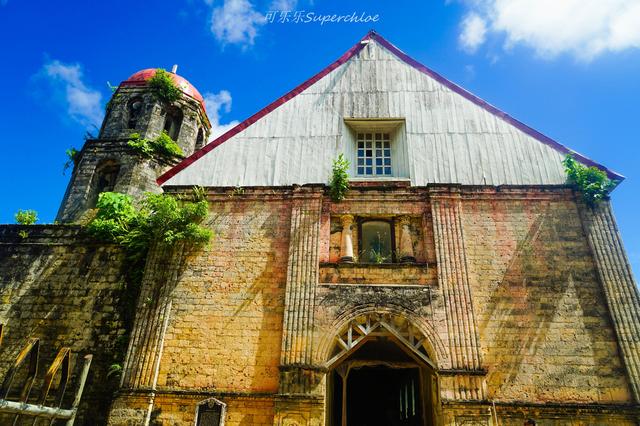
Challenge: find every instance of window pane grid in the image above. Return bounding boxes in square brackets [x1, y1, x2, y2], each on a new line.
[356, 132, 392, 176]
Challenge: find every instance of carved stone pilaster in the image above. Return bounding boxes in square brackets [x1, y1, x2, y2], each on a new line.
[339, 215, 354, 263]
[398, 215, 416, 263]
[430, 188, 483, 372]
[280, 188, 323, 395]
[580, 201, 640, 402]
[109, 243, 184, 424]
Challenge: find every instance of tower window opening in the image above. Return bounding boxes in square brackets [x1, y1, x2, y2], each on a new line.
[127, 98, 144, 129]
[163, 107, 183, 141]
[89, 160, 120, 209]
[195, 128, 205, 149]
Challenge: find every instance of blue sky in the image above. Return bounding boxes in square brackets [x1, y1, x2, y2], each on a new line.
[0, 0, 638, 277]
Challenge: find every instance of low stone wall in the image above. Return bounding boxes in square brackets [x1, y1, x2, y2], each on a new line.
[0, 225, 128, 424]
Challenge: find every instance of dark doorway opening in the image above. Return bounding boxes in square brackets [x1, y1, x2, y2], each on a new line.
[328, 337, 436, 426]
[342, 366, 421, 426]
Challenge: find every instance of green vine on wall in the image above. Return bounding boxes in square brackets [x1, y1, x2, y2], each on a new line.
[148, 69, 181, 104]
[562, 154, 617, 206]
[86, 188, 212, 381]
[329, 154, 350, 202]
[127, 131, 184, 159]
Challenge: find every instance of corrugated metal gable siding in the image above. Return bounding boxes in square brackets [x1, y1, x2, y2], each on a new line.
[165, 40, 572, 188]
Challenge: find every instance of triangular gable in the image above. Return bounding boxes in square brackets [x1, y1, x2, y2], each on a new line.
[158, 31, 623, 186]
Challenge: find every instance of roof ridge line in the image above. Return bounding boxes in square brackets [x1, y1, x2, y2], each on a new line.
[158, 31, 623, 186]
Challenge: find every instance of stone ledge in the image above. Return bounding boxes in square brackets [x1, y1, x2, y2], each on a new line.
[442, 399, 640, 415]
[319, 261, 437, 285]
[0, 224, 105, 246]
[118, 388, 277, 400]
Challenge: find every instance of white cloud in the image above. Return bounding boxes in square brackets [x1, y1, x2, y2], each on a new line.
[204, 90, 240, 141]
[209, 0, 266, 48]
[270, 0, 297, 10]
[457, 0, 640, 60]
[459, 12, 487, 52]
[39, 60, 103, 128]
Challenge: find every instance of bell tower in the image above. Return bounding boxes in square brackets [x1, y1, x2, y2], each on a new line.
[56, 67, 211, 223]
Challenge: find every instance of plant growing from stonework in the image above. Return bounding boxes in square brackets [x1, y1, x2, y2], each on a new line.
[63, 147, 80, 174]
[562, 154, 617, 206]
[228, 186, 244, 198]
[370, 249, 390, 264]
[107, 363, 123, 379]
[127, 131, 184, 159]
[329, 154, 350, 202]
[148, 68, 181, 104]
[87, 188, 211, 263]
[359, 246, 391, 264]
[87, 187, 212, 366]
[14, 209, 38, 225]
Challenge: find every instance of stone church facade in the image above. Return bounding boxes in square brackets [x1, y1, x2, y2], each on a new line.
[1, 32, 639, 425]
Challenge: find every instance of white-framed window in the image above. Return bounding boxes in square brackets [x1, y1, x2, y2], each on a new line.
[356, 132, 392, 177]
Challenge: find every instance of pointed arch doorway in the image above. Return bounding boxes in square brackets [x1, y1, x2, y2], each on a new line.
[325, 313, 440, 426]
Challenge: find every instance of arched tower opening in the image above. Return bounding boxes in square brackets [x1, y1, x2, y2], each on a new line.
[195, 127, 205, 150]
[87, 159, 121, 209]
[126, 96, 144, 130]
[325, 313, 440, 426]
[163, 105, 183, 141]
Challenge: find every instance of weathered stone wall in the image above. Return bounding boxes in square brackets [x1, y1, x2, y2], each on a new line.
[461, 188, 633, 405]
[106, 185, 639, 425]
[158, 192, 291, 392]
[0, 225, 128, 425]
[108, 188, 294, 424]
[13, 184, 633, 425]
[318, 263, 436, 285]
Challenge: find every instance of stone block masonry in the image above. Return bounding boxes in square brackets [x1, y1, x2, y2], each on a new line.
[2, 184, 639, 425]
[0, 225, 128, 424]
[461, 188, 634, 405]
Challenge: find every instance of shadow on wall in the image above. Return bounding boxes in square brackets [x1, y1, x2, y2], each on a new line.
[0, 228, 128, 425]
[222, 207, 290, 425]
[478, 202, 625, 402]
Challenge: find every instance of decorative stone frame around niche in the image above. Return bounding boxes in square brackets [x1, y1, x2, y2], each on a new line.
[194, 397, 226, 426]
[336, 214, 417, 265]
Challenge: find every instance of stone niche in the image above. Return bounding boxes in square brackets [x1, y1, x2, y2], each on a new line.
[321, 214, 436, 285]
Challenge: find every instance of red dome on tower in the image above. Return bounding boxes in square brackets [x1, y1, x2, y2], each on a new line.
[120, 68, 206, 111]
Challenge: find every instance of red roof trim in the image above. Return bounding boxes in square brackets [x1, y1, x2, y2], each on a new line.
[157, 33, 370, 185]
[158, 31, 623, 185]
[368, 33, 623, 182]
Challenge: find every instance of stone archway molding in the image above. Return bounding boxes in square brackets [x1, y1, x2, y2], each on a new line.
[319, 305, 448, 370]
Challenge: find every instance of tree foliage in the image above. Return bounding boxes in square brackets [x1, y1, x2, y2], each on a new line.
[329, 154, 350, 202]
[87, 189, 211, 264]
[562, 154, 616, 206]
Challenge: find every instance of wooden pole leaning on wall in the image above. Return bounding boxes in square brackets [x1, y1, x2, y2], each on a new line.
[0, 331, 93, 426]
